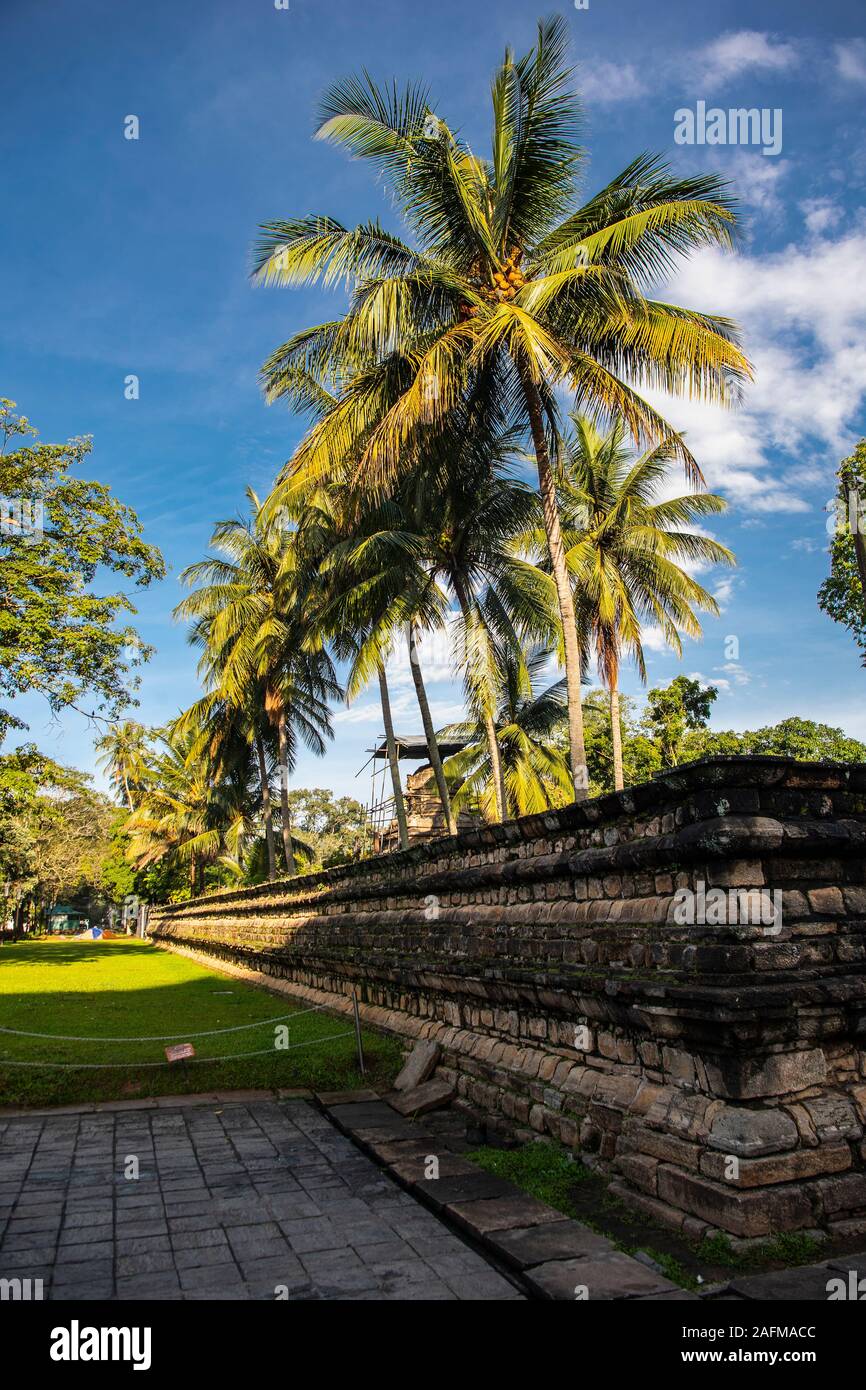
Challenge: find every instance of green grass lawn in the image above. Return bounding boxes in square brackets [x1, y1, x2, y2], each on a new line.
[0, 939, 401, 1108]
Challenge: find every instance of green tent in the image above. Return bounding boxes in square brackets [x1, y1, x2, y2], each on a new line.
[45, 905, 90, 936]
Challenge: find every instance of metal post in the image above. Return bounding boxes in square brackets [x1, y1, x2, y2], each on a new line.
[352, 992, 366, 1077]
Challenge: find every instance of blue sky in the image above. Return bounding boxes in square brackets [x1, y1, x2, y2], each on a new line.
[2, 0, 865, 802]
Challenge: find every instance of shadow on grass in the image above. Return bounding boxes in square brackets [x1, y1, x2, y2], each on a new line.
[0, 940, 154, 968]
[0, 940, 402, 1108]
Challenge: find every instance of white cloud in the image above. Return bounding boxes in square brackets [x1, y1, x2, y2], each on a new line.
[335, 686, 464, 732]
[640, 623, 714, 657]
[383, 617, 460, 690]
[800, 197, 843, 235]
[716, 660, 751, 686]
[695, 31, 800, 91]
[689, 669, 732, 693]
[834, 38, 866, 85]
[728, 156, 791, 213]
[333, 702, 387, 727]
[713, 576, 736, 609]
[580, 30, 802, 109]
[579, 61, 647, 106]
[638, 624, 670, 654]
[651, 224, 866, 514]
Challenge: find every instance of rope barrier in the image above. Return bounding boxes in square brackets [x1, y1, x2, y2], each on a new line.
[0, 1028, 356, 1069]
[0, 1000, 333, 1043]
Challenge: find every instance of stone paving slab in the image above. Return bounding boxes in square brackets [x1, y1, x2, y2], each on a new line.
[447, 1194, 565, 1237]
[485, 1218, 615, 1270]
[0, 1089, 315, 1120]
[315, 1090, 380, 1107]
[636, 1289, 702, 1301]
[420, 1172, 518, 1212]
[391, 1154, 478, 1185]
[826, 1254, 866, 1275]
[724, 1264, 844, 1301]
[525, 1252, 680, 1301]
[365, 1137, 439, 1164]
[0, 1099, 521, 1301]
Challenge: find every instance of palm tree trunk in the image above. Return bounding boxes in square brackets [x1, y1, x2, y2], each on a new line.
[451, 575, 506, 822]
[377, 663, 410, 850]
[277, 716, 296, 876]
[407, 622, 457, 835]
[519, 367, 589, 799]
[610, 683, 624, 792]
[122, 771, 133, 812]
[254, 733, 277, 882]
[481, 708, 508, 820]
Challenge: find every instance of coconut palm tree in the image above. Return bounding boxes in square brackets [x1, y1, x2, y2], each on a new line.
[397, 392, 552, 822]
[169, 689, 278, 880]
[252, 13, 750, 802]
[174, 490, 339, 879]
[441, 642, 572, 818]
[274, 479, 420, 849]
[315, 488, 457, 833]
[353, 454, 551, 823]
[125, 725, 254, 892]
[95, 720, 151, 811]
[559, 415, 735, 789]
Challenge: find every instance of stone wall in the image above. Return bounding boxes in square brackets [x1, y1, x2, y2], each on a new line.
[149, 756, 866, 1242]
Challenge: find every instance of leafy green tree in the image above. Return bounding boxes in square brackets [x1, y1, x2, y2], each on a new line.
[254, 15, 749, 801]
[325, 441, 548, 824]
[740, 717, 866, 762]
[124, 726, 255, 893]
[819, 440, 866, 664]
[0, 745, 117, 931]
[313, 488, 457, 833]
[285, 788, 367, 867]
[681, 717, 866, 764]
[0, 399, 164, 727]
[581, 689, 661, 793]
[677, 726, 745, 763]
[97, 813, 138, 903]
[642, 675, 717, 767]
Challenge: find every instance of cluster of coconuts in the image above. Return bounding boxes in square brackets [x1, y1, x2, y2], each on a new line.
[458, 252, 526, 318]
[492, 252, 525, 300]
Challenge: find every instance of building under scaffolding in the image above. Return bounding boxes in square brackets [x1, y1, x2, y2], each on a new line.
[360, 734, 482, 853]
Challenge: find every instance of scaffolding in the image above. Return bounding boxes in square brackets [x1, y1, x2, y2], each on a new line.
[359, 739, 397, 855]
[356, 732, 480, 854]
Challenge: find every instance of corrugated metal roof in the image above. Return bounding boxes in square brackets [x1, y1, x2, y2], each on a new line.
[370, 734, 472, 760]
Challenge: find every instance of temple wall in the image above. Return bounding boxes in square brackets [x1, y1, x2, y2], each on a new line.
[149, 756, 866, 1240]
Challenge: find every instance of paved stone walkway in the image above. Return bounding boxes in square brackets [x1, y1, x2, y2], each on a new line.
[0, 1099, 522, 1300]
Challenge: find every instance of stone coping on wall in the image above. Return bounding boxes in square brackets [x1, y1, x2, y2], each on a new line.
[151, 756, 866, 913]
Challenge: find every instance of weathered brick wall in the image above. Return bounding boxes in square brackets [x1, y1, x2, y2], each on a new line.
[150, 756, 866, 1242]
